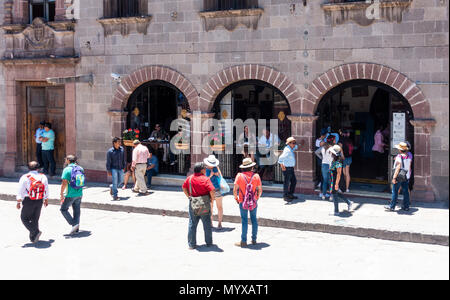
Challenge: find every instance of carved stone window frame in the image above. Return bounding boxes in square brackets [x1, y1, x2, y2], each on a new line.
[321, 0, 413, 27]
[98, 0, 151, 36]
[199, 8, 264, 32]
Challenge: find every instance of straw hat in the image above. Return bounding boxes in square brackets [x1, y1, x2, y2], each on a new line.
[239, 157, 257, 169]
[286, 136, 296, 144]
[329, 145, 342, 156]
[395, 142, 409, 151]
[133, 139, 140, 145]
[203, 154, 220, 167]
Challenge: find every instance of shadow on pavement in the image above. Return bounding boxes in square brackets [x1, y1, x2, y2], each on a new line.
[212, 227, 235, 233]
[63, 230, 92, 239]
[195, 244, 224, 253]
[246, 242, 270, 251]
[22, 239, 55, 249]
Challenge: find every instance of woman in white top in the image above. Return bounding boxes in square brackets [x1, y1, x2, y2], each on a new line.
[385, 142, 412, 212]
[315, 135, 335, 200]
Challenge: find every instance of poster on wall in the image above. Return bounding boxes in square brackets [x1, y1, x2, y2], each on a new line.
[392, 112, 405, 149]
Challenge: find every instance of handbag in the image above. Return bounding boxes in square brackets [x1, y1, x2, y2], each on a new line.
[219, 176, 230, 195]
[189, 177, 211, 216]
[394, 155, 408, 183]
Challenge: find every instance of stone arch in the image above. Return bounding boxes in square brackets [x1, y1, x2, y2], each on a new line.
[198, 64, 301, 113]
[303, 62, 432, 120]
[110, 65, 198, 112]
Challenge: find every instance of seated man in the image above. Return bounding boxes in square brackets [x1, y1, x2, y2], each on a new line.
[146, 149, 159, 188]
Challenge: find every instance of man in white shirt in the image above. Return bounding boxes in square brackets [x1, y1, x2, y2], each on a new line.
[16, 161, 49, 243]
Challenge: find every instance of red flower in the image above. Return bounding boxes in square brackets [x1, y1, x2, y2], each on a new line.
[128, 129, 132, 131]
[135, 129, 140, 133]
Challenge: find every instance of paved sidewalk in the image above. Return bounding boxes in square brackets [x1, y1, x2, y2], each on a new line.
[0, 177, 448, 246]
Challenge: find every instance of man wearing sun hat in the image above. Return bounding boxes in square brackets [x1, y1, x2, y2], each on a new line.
[233, 157, 262, 247]
[278, 136, 298, 202]
[385, 142, 413, 212]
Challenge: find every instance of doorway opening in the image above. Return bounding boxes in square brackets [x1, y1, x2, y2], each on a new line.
[17, 83, 66, 172]
[125, 80, 191, 175]
[315, 79, 414, 194]
[212, 80, 291, 183]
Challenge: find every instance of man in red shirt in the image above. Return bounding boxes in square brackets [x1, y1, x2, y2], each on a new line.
[182, 162, 216, 250]
[233, 158, 263, 247]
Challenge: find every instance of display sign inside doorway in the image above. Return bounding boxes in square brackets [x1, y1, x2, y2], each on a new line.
[392, 112, 406, 149]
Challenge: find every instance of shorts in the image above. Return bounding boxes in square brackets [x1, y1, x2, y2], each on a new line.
[343, 157, 352, 167]
[214, 190, 222, 199]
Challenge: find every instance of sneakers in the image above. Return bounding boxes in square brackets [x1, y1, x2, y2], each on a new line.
[70, 224, 80, 235]
[188, 245, 197, 250]
[348, 201, 353, 211]
[384, 205, 395, 211]
[234, 241, 248, 247]
[33, 231, 42, 243]
[346, 189, 350, 193]
[251, 240, 257, 245]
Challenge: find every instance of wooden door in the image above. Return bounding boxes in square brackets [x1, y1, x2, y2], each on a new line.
[26, 85, 66, 169]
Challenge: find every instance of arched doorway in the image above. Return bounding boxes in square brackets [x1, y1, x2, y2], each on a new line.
[211, 79, 292, 183]
[125, 80, 191, 175]
[315, 79, 414, 194]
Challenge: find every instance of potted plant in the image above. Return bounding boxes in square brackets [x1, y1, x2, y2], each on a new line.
[208, 132, 225, 151]
[122, 128, 140, 146]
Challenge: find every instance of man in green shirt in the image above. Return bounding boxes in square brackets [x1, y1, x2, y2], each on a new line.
[60, 155, 84, 235]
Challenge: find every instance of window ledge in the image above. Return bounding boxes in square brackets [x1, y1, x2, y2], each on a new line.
[321, 0, 412, 26]
[97, 15, 152, 36]
[199, 8, 264, 31]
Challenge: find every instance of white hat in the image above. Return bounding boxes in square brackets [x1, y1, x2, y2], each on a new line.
[203, 155, 220, 167]
[329, 145, 342, 156]
[395, 142, 409, 151]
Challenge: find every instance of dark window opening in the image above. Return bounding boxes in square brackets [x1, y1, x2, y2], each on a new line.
[104, 0, 142, 18]
[203, 0, 259, 12]
[29, 0, 55, 23]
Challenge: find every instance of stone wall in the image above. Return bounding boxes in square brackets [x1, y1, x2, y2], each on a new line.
[0, 0, 448, 200]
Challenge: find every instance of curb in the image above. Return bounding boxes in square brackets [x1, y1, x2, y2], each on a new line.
[1, 194, 448, 247]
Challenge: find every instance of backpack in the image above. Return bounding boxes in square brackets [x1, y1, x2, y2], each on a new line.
[27, 174, 45, 200]
[241, 173, 257, 211]
[69, 165, 85, 189]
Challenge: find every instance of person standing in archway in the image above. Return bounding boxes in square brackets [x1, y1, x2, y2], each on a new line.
[372, 124, 388, 181]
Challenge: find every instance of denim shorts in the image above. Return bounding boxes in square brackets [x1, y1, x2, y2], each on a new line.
[343, 157, 352, 167]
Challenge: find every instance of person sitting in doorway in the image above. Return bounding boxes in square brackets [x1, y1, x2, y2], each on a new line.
[146, 149, 159, 189]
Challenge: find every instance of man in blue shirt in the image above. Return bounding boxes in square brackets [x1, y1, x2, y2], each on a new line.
[35, 121, 46, 168]
[106, 137, 126, 200]
[146, 149, 159, 189]
[278, 136, 298, 202]
[40, 122, 56, 176]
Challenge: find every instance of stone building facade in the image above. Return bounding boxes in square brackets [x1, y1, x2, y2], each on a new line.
[0, 0, 448, 202]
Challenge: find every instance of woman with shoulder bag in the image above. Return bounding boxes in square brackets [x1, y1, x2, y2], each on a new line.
[204, 155, 225, 229]
[385, 142, 412, 212]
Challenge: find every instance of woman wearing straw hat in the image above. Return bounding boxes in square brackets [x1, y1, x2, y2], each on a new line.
[233, 158, 263, 247]
[385, 142, 412, 212]
[204, 155, 224, 229]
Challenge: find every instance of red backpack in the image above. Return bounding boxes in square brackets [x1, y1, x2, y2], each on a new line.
[27, 174, 45, 200]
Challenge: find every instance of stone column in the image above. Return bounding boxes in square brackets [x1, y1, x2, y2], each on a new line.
[108, 109, 128, 139]
[410, 119, 436, 202]
[287, 114, 318, 195]
[188, 111, 215, 174]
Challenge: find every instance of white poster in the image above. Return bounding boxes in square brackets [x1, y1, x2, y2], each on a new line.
[392, 112, 405, 148]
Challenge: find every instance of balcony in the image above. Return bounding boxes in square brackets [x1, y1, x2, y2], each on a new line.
[199, 0, 263, 31]
[322, 0, 413, 26]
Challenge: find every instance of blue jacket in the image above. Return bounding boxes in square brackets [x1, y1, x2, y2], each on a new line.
[106, 146, 126, 171]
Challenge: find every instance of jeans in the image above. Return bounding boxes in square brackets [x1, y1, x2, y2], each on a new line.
[389, 180, 410, 209]
[60, 196, 82, 226]
[188, 202, 213, 247]
[332, 191, 351, 213]
[282, 167, 297, 196]
[20, 198, 43, 241]
[110, 169, 124, 197]
[146, 169, 158, 187]
[42, 149, 56, 175]
[36, 143, 44, 168]
[239, 202, 258, 243]
[321, 164, 330, 195]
